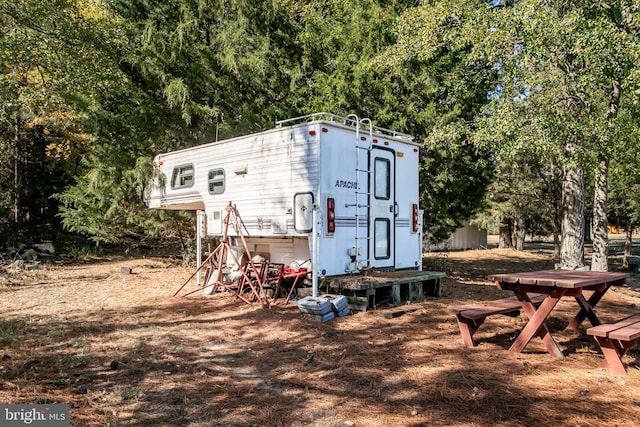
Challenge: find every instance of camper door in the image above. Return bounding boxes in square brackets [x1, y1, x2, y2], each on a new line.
[369, 147, 395, 270]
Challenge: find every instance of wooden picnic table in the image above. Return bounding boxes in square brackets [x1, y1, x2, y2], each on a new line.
[488, 269, 628, 358]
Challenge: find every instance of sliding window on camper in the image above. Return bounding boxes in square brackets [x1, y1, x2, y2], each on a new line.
[208, 169, 225, 194]
[171, 164, 194, 189]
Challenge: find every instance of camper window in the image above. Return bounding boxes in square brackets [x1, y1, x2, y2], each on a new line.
[374, 218, 390, 259]
[208, 169, 225, 194]
[171, 164, 194, 189]
[374, 158, 390, 200]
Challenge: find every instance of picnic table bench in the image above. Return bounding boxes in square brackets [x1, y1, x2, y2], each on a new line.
[448, 294, 546, 347]
[587, 313, 640, 375]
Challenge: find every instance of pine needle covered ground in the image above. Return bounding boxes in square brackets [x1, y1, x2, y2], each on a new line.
[1, 240, 639, 426]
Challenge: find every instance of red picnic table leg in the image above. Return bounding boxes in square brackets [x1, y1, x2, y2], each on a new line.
[453, 315, 485, 348]
[592, 336, 637, 375]
[567, 284, 608, 330]
[510, 289, 565, 358]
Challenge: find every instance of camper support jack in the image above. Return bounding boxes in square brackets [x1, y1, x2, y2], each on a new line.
[174, 201, 271, 308]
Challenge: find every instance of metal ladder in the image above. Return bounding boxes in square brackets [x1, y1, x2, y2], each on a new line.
[345, 115, 373, 272]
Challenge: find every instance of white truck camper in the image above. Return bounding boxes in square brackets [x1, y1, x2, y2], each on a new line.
[146, 113, 426, 299]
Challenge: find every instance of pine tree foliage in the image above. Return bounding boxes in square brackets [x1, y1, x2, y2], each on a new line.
[5, 0, 640, 254]
[108, 0, 304, 134]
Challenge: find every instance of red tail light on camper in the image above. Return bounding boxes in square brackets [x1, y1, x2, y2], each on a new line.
[412, 203, 419, 233]
[327, 198, 336, 233]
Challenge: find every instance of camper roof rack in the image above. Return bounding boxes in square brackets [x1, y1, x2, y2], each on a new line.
[275, 112, 414, 142]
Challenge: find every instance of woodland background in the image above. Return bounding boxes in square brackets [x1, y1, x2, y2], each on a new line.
[3, 1, 640, 267]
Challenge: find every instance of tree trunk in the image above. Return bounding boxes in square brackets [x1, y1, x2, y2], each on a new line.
[591, 79, 620, 271]
[498, 219, 512, 248]
[559, 164, 585, 269]
[623, 224, 633, 269]
[13, 109, 21, 226]
[591, 157, 609, 271]
[584, 219, 592, 244]
[513, 216, 526, 251]
[552, 233, 561, 260]
[550, 162, 562, 260]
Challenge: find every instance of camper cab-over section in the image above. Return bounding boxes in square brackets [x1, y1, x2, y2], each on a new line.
[147, 113, 423, 279]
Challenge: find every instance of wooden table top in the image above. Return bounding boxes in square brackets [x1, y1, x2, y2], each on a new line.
[488, 269, 628, 289]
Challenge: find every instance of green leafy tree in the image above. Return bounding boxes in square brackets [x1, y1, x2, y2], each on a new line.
[0, 0, 193, 248]
[482, 2, 640, 270]
[0, 0, 104, 246]
[390, 0, 640, 268]
[371, 2, 497, 241]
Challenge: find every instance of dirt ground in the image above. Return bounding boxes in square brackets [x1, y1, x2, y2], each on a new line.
[1, 240, 640, 426]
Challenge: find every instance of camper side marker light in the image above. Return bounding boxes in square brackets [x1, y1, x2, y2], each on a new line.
[322, 127, 328, 133]
[397, 152, 404, 158]
[327, 198, 336, 233]
[412, 203, 419, 233]
[373, 139, 378, 144]
[384, 141, 389, 146]
[309, 130, 317, 136]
